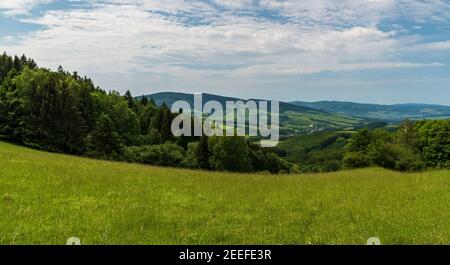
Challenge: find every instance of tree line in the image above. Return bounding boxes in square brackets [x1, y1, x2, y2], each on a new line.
[343, 119, 450, 171]
[0, 53, 290, 173]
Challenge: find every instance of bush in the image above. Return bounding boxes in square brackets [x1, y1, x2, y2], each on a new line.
[208, 136, 253, 172]
[248, 148, 290, 174]
[182, 142, 200, 169]
[343, 151, 370, 169]
[394, 147, 425, 172]
[347, 129, 372, 152]
[124, 143, 185, 167]
[367, 142, 424, 171]
[321, 159, 342, 172]
[417, 120, 450, 168]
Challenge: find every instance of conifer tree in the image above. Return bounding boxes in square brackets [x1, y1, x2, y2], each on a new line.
[124, 90, 135, 110]
[140, 95, 149, 106]
[197, 135, 211, 169]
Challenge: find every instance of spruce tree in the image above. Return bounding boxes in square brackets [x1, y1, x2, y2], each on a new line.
[160, 104, 172, 142]
[197, 135, 211, 169]
[140, 95, 149, 106]
[124, 90, 135, 110]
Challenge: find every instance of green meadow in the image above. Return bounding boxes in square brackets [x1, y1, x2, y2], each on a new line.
[0, 141, 449, 245]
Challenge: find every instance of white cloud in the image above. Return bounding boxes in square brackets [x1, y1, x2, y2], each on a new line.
[421, 41, 450, 50]
[1, 0, 449, 93]
[0, 0, 53, 15]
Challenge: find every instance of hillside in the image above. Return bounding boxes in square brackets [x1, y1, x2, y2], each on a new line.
[290, 101, 450, 121]
[278, 131, 355, 171]
[143, 92, 367, 136]
[1, 141, 449, 244]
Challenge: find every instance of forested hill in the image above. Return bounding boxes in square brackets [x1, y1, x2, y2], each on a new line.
[141, 92, 369, 135]
[144, 92, 450, 122]
[141, 91, 317, 113]
[290, 101, 450, 121]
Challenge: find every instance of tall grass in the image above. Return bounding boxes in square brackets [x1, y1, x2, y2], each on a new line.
[0, 141, 449, 245]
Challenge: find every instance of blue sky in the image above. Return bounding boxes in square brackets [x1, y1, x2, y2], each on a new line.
[1, 0, 450, 105]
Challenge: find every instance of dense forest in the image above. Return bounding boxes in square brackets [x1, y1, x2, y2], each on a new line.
[0, 53, 449, 173]
[342, 120, 450, 171]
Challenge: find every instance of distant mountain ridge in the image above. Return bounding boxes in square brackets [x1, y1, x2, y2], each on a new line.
[142, 92, 450, 121]
[142, 92, 316, 113]
[141, 92, 368, 136]
[141, 91, 450, 136]
[290, 101, 450, 120]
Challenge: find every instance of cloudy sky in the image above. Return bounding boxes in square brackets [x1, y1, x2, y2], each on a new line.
[1, 0, 450, 104]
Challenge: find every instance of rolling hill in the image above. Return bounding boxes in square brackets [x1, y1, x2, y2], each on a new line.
[142, 92, 368, 136]
[1, 140, 449, 244]
[277, 131, 355, 171]
[290, 101, 450, 121]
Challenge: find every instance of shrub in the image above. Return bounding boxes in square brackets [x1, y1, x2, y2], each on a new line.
[343, 151, 370, 169]
[417, 120, 450, 168]
[182, 142, 200, 169]
[321, 159, 342, 172]
[124, 142, 185, 167]
[393, 147, 425, 171]
[347, 129, 372, 152]
[367, 142, 424, 171]
[208, 136, 253, 172]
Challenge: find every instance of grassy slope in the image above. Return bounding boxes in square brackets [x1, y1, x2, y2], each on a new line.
[280, 111, 363, 135]
[278, 131, 354, 163]
[0, 141, 449, 245]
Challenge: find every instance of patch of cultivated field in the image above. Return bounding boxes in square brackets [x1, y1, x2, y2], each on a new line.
[0, 141, 449, 245]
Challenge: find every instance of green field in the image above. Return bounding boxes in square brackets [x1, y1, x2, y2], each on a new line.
[0, 141, 449, 245]
[278, 131, 354, 161]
